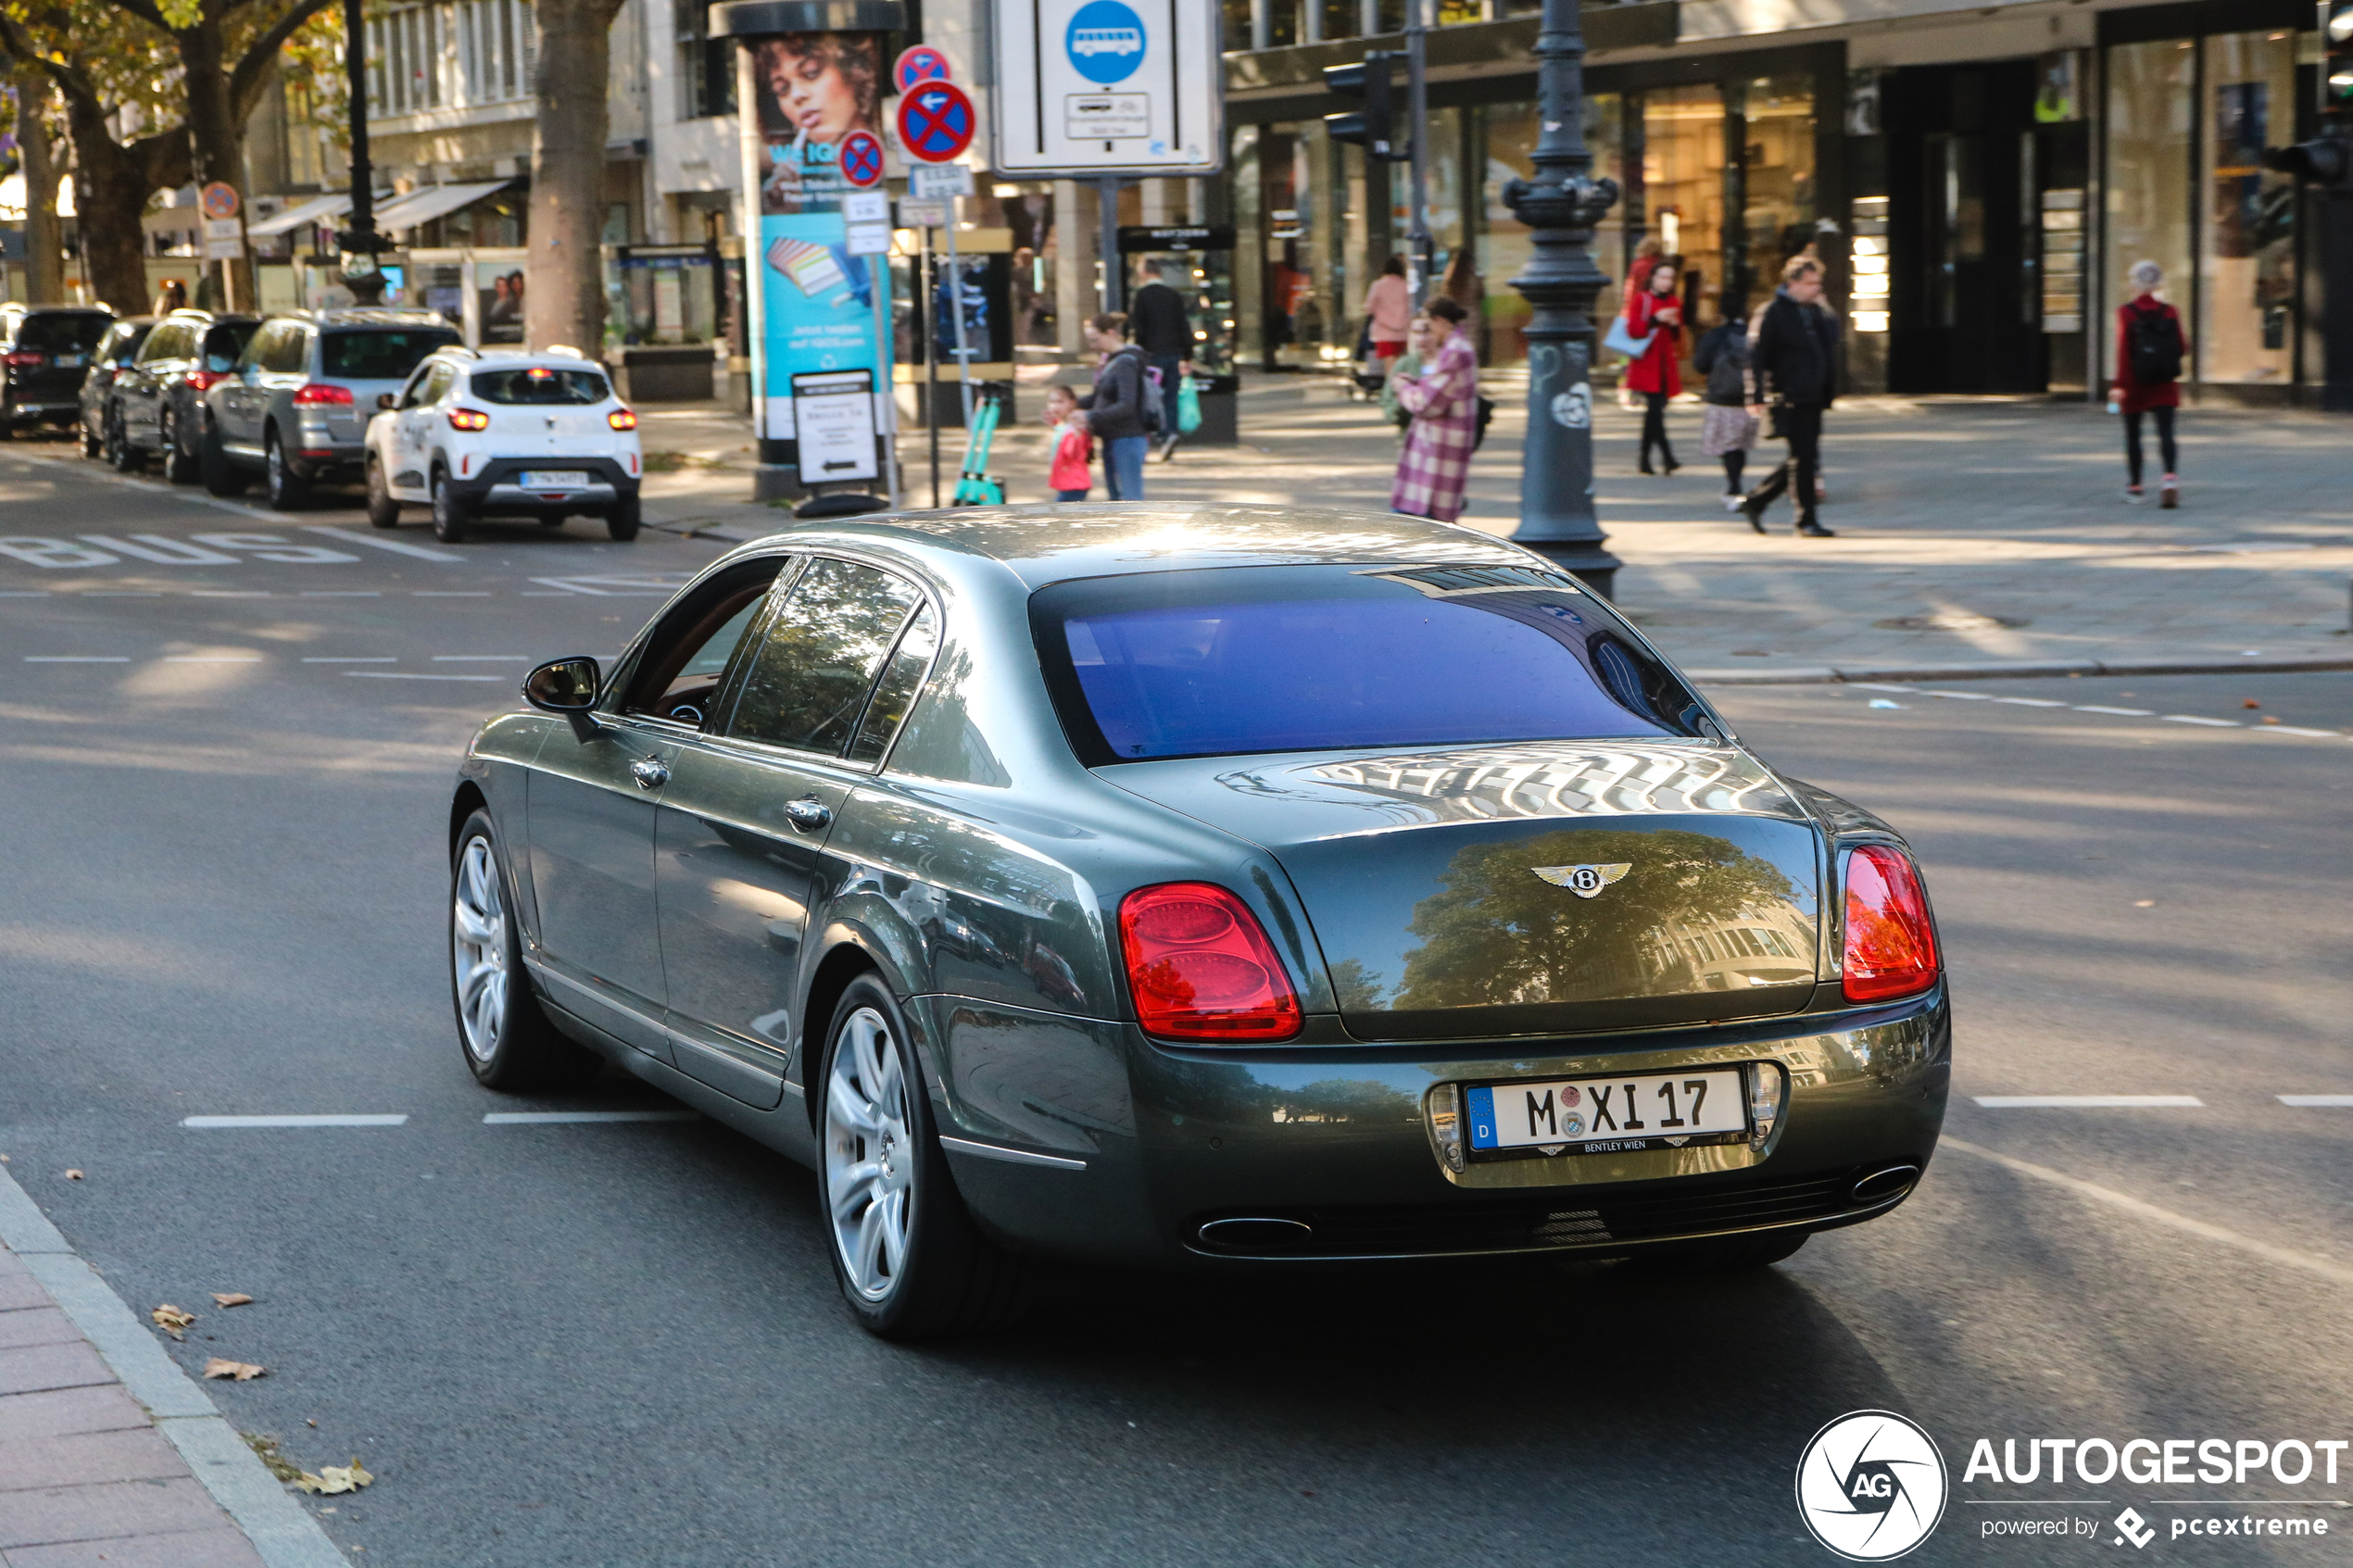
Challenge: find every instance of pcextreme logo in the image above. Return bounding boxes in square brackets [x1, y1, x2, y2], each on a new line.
[1796, 1411, 1952, 1562]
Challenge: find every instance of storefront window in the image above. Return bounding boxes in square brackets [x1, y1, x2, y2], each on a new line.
[1738, 76, 1817, 320]
[1260, 124, 1327, 367]
[2105, 40, 2195, 370]
[1478, 94, 1620, 368]
[1643, 84, 1728, 332]
[2200, 31, 2297, 383]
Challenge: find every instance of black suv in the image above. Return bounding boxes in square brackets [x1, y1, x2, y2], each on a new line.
[1, 306, 116, 438]
[77, 317, 157, 458]
[106, 309, 260, 482]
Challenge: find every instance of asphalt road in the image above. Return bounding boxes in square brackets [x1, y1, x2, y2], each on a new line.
[3, 439, 2350, 1566]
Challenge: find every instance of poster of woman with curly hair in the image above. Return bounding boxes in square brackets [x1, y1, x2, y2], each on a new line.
[755, 33, 882, 215]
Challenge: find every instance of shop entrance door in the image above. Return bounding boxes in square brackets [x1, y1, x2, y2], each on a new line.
[1885, 62, 2044, 393]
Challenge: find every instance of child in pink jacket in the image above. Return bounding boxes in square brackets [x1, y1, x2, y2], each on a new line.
[1045, 384, 1093, 501]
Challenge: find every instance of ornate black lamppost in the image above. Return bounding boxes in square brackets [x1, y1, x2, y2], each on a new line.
[1501, 0, 1620, 597]
[332, 0, 388, 307]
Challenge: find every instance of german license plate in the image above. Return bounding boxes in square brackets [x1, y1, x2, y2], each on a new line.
[520, 470, 588, 489]
[1465, 1068, 1748, 1160]
[55, 354, 83, 369]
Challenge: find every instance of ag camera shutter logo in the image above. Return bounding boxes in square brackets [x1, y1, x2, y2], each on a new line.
[1795, 1411, 1949, 1561]
[1065, 0, 1146, 83]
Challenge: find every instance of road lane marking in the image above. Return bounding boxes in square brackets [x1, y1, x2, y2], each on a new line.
[182, 1114, 409, 1128]
[2255, 726, 2340, 737]
[301, 524, 464, 562]
[1939, 1136, 2353, 1288]
[24, 656, 129, 662]
[433, 655, 529, 661]
[1924, 690, 1994, 700]
[412, 591, 492, 596]
[189, 591, 271, 597]
[0, 590, 49, 596]
[344, 671, 502, 682]
[301, 656, 396, 663]
[301, 591, 384, 597]
[161, 656, 262, 664]
[2280, 1095, 2353, 1107]
[482, 1111, 700, 1124]
[1994, 696, 2068, 707]
[2161, 715, 2240, 727]
[79, 590, 160, 596]
[2073, 705, 2153, 715]
[1973, 1096, 2204, 1108]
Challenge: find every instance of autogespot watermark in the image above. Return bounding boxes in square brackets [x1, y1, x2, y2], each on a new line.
[1798, 1415, 2347, 1557]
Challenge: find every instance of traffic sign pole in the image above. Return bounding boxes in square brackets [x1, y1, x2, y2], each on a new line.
[924, 227, 941, 508]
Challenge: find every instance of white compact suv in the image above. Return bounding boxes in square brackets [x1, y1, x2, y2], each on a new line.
[364, 347, 644, 543]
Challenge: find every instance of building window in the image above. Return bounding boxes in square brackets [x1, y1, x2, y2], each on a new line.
[1737, 75, 1818, 319]
[2200, 31, 2298, 383]
[674, 0, 736, 119]
[2105, 39, 2196, 370]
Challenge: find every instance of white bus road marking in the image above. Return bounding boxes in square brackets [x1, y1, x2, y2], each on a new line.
[300, 525, 464, 562]
[1940, 1136, 2353, 1289]
[0, 532, 360, 570]
[2280, 1095, 2353, 1107]
[182, 1114, 409, 1128]
[482, 1111, 701, 1124]
[1973, 1096, 2205, 1108]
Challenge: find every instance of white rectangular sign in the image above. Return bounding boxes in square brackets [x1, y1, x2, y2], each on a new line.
[788, 370, 879, 483]
[844, 224, 894, 256]
[992, 0, 1224, 176]
[841, 191, 890, 225]
[205, 238, 243, 259]
[908, 162, 975, 199]
[897, 197, 951, 228]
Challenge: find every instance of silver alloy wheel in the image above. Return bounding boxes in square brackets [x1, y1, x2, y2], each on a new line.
[451, 836, 508, 1062]
[823, 1007, 914, 1302]
[266, 438, 284, 497]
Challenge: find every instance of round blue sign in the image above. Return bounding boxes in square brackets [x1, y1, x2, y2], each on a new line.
[1065, 0, 1146, 85]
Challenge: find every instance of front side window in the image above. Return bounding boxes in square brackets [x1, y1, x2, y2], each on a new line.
[321, 329, 460, 380]
[470, 367, 610, 405]
[1032, 563, 1713, 764]
[619, 560, 791, 728]
[725, 558, 922, 756]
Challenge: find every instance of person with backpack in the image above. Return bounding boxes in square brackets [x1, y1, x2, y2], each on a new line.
[1128, 260, 1195, 460]
[1078, 311, 1155, 500]
[2113, 260, 2186, 508]
[1692, 307, 1756, 513]
[1390, 297, 1479, 522]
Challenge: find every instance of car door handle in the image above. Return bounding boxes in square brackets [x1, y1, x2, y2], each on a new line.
[630, 757, 670, 789]
[783, 796, 831, 834]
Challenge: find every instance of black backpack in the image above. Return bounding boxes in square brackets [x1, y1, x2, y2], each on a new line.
[2126, 306, 2183, 385]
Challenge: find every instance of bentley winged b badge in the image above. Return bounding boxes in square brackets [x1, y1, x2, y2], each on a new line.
[1532, 863, 1632, 899]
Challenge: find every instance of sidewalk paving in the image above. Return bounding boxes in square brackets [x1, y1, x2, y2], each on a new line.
[631, 374, 2353, 684]
[0, 1174, 344, 1568]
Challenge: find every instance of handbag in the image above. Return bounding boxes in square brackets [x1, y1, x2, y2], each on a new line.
[1601, 316, 1654, 361]
[1176, 375, 1202, 435]
[1471, 395, 1496, 453]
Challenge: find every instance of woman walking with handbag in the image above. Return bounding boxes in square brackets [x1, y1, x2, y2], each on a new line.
[2111, 260, 2186, 508]
[1619, 258, 1683, 474]
[1390, 299, 1479, 522]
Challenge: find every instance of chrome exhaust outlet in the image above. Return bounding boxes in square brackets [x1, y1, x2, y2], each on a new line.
[1851, 1164, 1921, 1206]
[1196, 1216, 1315, 1250]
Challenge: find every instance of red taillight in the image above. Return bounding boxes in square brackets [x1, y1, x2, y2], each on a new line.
[185, 370, 226, 392]
[1119, 883, 1302, 1041]
[1842, 846, 1940, 1002]
[608, 407, 637, 431]
[5, 351, 44, 369]
[447, 407, 491, 431]
[292, 383, 353, 407]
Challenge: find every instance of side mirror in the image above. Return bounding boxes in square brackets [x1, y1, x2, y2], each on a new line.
[523, 657, 602, 741]
[377, 393, 397, 410]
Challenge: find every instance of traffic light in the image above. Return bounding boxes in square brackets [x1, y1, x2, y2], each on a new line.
[1324, 52, 1404, 160]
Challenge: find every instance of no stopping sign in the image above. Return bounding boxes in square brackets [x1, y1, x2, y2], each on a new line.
[896, 82, 975, 163]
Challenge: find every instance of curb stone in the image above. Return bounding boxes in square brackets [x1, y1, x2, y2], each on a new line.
[1686, 655, 2353, 686]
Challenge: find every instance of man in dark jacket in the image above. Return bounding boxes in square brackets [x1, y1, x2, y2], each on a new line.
[1079, 312, 1153, 499]
[1741, 255, 1842, 538]
[1126, 261, 1194, 460]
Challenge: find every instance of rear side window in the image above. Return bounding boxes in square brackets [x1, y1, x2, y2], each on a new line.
[19, 314, 111, 354]
[258, 326, 310, 374]
[725, 558, 922, 755]
[845, 605, 938, 765]
[107, 324, 153, 365]
[138, 323, 189, 363]
[470, 368, 610, 405]
[321, 329, 459, 380]
[1031, 563, 1715, 764]
[202, 323, 257, 372]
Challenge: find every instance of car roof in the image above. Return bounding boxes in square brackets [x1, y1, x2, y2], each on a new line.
[283, 308, 453, 328]
[443, 348, 603, 368]
[163, 309, 259, 324]
[746, 504, 1543, 592]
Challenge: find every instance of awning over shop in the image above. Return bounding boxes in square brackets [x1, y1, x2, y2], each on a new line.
[245, 192, 355, 238]
[372, 181, 514, 232]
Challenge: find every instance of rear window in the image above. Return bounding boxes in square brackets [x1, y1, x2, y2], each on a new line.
[18, 314, 112, 354]
[470, 367, 610, 405]
[1032, 563, 1715, 764]
[202, 323, 258, 372]
[321, 328, 459, 380]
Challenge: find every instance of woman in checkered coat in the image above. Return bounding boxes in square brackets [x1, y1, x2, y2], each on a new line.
[1389, 296, 1478, 522]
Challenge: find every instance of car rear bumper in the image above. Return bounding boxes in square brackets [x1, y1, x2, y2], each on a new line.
[4, 400, 82, 423]
[448, 457, 637, 514]
[921, 988, 1951, 1268]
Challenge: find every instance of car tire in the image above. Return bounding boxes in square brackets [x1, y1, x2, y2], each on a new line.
[818, 975, 1027, 1340]
[450, 809, 599, 1091]
[606, 495, 641, 542]
[81, 418, 101, 458]
[106, 413, 140, 473]
[431, 467, 472, 543]
[1629, 1231, 1809, 1274]
[201, 425, 246, 497]
[364, 457, 402, 529]
[161, 409, 198, 484]
[264, 429, 308, 510]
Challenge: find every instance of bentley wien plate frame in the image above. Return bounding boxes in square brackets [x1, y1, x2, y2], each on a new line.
[1464, 1067, 1749, 1162]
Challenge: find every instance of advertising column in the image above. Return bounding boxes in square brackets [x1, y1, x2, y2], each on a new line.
[712, 0, 906, 500]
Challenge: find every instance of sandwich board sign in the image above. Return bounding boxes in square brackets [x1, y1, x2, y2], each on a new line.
[991, 0, 1223, 176]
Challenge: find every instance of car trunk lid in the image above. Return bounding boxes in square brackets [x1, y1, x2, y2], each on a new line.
[1104, 742, 1826, 1041]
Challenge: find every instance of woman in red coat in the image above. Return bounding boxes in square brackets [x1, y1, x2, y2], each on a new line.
[1623, 257, 1684, 474]
[2111, 259, 2186, 508]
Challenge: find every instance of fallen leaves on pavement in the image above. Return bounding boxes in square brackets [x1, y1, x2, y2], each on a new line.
[296, 1459, 374, 1496]
[202, 1358, 267, 1381]
[211, 1292, 254, 1308]
[151, 1305, 195, 1338]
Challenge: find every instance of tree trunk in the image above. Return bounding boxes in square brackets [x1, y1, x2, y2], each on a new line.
[525, 0, 623, 353]
[15, 67, 62, 303]
[57, 90, 186, 315]
[178, 22, 251, 309]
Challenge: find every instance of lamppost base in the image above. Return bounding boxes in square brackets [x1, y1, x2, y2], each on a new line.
[1515, 538, 1620, 601]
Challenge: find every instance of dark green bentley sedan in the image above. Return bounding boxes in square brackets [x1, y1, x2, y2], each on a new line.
[447, 506, 1948, 1337]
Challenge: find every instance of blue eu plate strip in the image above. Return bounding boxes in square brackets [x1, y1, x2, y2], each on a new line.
[1466, 1085, 1497, 1149]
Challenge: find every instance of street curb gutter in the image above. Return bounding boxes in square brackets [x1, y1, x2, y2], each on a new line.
[0, 1167, 351, 1568]
[1685, 654, 2353, 686]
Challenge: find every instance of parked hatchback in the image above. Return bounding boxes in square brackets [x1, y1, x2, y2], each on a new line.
[106, 309, 258, 482]
[1, 306, 115, 438]
[204, 308, 459, 507]
[77, 317, 157, 458]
